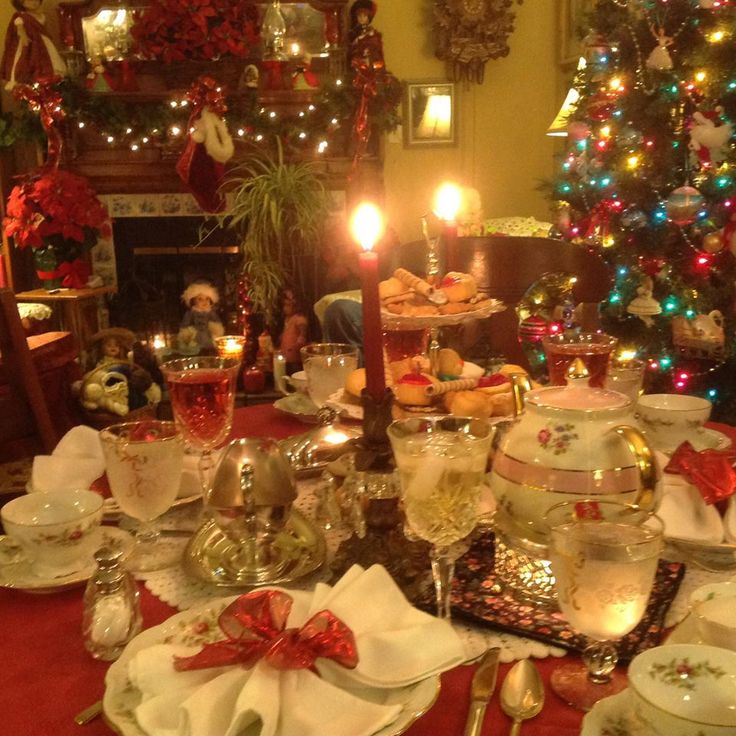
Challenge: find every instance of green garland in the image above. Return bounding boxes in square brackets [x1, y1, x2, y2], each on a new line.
[5, 75, 402, 156]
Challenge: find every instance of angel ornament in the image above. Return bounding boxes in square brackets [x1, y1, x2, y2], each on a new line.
[646, 26, 673, 71]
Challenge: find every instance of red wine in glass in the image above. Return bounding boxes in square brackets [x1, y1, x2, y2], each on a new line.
[167, 369, 235, 448]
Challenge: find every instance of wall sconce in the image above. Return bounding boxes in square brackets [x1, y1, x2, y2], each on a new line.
[404, 81, 457, 148]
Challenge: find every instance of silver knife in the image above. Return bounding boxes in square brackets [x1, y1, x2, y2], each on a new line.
[464, 647, 501, 736]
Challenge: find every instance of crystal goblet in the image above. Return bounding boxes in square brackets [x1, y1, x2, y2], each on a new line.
[160, 356, 240, 497]
[99, 420, 185, 572]
[388, 416, 493, 620]
[545, 499, 664, 711]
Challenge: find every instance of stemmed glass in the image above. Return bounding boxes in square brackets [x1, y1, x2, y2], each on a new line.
[160, 356, 240, 497]
[544, 499, 664, 711]
[300, 343, 358, 409]
[388, 416, 493, 620]
[99, 420, 185, 572]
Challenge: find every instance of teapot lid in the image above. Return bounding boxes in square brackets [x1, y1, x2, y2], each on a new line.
[529, 360, 630, 412]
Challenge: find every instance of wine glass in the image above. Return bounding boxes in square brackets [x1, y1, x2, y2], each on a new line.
[388, 416, 493, 620]
[300, 343, 358, 409]
[99, 420, 185, 572]
[159, 356, 240, 497]
[544, 499, 664, 711]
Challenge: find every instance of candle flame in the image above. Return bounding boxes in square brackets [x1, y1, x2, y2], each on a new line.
[432, 182, 462, 223]
[350, 202, 384, 252]
[619, 349, 638, 362]
[152, 335, 166, 350]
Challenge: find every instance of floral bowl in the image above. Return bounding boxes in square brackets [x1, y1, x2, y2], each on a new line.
[628, 643, 736, 736]
[1, 489, 103, 578]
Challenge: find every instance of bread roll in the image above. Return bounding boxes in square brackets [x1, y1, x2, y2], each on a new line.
[445, 390, 493, 419]
[437, 348, 463, 377]
[439, 272, 477, 303]
[345, 368, 366, 398]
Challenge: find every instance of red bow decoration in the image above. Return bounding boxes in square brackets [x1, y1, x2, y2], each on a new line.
[36, 257, 91, 290]
[173, 590, 359, 673]
[184, 76, 228, 118]
[14, 78, 65, 173]
[665, 441, 736, 505]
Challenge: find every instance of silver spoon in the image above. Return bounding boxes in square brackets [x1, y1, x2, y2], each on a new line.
[500, 659, 545, 736]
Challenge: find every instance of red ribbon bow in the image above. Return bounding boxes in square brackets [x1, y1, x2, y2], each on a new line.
[36, 257, 91, 290]
[14, 78, 66, 173]
[173, 590, 359, 673]
[185, 75, 228, 118]
[664, 441, 736, 505]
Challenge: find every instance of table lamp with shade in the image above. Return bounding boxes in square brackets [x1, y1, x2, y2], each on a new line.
[546, 57, 586, 137]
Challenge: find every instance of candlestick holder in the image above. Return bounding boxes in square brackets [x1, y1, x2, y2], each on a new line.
[330, 388, 431, 599]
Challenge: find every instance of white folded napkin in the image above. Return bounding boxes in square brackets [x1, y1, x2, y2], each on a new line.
[31, 426, 106, 493]
[127, 564, 465, 736]
[656, 451, 725, 543]
[724, 497, 736, 543]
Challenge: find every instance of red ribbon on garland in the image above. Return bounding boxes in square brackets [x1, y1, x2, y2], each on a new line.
[173, 589, 359, 673]
[665, 440, 736, 505]
[36, 258, 91, 290]
[13, 77, 65, 173]
[184, 76, 228, 118]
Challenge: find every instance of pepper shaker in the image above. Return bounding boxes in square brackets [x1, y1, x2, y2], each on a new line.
[82, 546, 142, 661]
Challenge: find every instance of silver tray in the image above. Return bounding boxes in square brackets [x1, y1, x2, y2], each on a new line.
[183, 510, 326, 587]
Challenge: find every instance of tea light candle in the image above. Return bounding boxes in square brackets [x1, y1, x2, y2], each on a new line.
[151, 334, 171, 361]
[432, 181, 462, 271]
[350, 202, 385, 403]
[215, 335, 246, 361]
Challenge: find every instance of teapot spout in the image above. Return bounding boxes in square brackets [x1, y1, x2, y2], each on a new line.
[509, 372, 532, 416]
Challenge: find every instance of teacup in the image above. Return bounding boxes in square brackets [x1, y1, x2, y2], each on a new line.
[278, 370, 308, 395]
[1, 489, 103, 577]
[629, 643, 736, 736]
[635, 393, 712, 451]
[689, 581, 736, 651]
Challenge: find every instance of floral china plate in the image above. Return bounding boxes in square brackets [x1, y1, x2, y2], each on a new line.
[581, 689, 649, 736]
[0, 527, 134, 593]
[103, 597, 440, 736]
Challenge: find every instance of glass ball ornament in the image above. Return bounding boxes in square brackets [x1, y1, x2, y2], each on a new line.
[702, 231, 725, 254]
[618, 126, 643, 147]
[620, 207, 648, 229]
[666, 185, 705, 225]
[567, 120, 590, 141]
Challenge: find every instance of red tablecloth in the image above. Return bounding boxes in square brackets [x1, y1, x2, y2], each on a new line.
[1, 405, 733, 736]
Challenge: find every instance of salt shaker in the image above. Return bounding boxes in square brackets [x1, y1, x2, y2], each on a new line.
[82, 546, 142, 661]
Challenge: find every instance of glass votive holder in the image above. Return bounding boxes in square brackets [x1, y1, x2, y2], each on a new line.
[604, 357, 646, 401]
[215, 335, 246, 361]
[542, 332, 618, 388]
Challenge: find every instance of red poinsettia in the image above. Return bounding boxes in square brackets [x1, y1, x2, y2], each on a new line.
[3, 169, 111, 251]
[131, 0, 260, 63]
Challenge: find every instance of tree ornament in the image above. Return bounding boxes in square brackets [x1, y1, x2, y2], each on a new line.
[672, 310, 726, 362]
[620, 206, 648, 230]
[587, 92, 615, 121]
[638, 256, 666, 278]
[627, 276, 661, 327]
[666, 185, 704, 225]
[689, 109, 734, 168]
[702, 231, 725, 254]
[567, 120, 590, 141]
[646, 26, 674, 71]
[699, 0, 716, 8]
[618, 126, 643, 147]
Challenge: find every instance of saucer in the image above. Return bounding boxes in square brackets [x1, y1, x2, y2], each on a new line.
[183, 509, 326, 587]
[658, 427, 732, 454]
[273, 394, 322, 424]
[0, 527, 134, 593]
[582, 689, 649, 736]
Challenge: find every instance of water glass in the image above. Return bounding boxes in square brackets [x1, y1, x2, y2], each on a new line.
[542, 332, 617, 388]
[388, 416, 493, 620]
[604, 358, 646, 401]
[300, 343, 358, 407]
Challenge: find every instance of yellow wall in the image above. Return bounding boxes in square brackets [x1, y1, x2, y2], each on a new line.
[381, 0, 560, 242]
[1, 1, 561, 242]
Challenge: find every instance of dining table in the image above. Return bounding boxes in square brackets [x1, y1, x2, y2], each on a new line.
[1, 403, 733, 736]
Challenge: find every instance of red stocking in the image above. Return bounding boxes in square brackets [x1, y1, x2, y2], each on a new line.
[175, 137, 226, 213]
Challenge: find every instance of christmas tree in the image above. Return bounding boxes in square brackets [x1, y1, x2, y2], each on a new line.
[553, 0, 736, 421]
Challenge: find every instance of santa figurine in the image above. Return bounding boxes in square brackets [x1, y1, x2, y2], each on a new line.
[178, 280, 225, 352]
[1, 0, 67, 90]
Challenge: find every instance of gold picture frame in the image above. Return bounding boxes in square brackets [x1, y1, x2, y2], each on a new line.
[403, 81, 457, 148]
[559, 0, 589, 69]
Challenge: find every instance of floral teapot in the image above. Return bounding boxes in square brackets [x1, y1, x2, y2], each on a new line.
[489, 365, 661, 534]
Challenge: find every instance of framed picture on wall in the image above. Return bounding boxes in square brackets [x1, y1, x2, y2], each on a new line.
[403, 81, 457, 148]
[558, 0, 590, 68]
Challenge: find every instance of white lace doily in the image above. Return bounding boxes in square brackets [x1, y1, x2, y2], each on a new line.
[125, 479, 731, 663]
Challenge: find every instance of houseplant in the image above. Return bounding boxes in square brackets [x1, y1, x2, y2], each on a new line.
[218, 139, 333, 330]
[4, 168, 111, 289]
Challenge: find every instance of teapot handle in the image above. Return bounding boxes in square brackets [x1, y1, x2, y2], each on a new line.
[610, 424, 660, 512]
[509, 373, 532, 417]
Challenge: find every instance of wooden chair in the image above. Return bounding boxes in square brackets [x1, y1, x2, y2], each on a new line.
[0, 288, 59, 461]
[391, 235, 612, 368]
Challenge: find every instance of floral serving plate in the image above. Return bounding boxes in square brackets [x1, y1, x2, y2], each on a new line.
[103, 597, 440, 736]
[0, 526, 134, 593]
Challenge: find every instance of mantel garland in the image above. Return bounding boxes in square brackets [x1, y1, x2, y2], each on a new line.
[3, 76, 401, 158]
